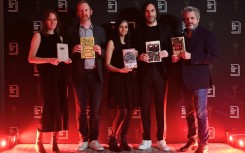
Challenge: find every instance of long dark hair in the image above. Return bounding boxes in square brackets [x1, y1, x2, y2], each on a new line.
[41, 10, 60, 35]
[113, 19, 131, 48]
[141, 1, 160, 21]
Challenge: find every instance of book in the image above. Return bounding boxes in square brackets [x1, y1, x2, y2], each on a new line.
[145, 40, 161, 63]
[57, 43, 69, 61]
[122, 48, 137, 68]
[171, 36, 186, 57]
[80, 37, 95, 59]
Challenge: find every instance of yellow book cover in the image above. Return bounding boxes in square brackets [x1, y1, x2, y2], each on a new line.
[80, 37, 95, 59]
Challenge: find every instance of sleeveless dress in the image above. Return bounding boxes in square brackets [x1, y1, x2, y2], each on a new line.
[107, 41, 139, 109]
[36, 33, 69, 132]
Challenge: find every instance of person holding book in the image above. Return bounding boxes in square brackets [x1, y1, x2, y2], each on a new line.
[105, 19, 139, 152]
[132, 1, 173, 151]
[66, 0, 106, 151]
[28, 10, 72, 153]
[172, 6, 218, 153]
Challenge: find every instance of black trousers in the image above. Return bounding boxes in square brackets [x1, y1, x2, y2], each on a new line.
[139, 67, 167, 140]
[73, 70, 103, 142]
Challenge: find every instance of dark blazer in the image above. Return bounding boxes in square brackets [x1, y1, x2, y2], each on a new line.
[181, 26, 218, 90]
[132, 22, 173, 79]
[67, 24, 107, 84]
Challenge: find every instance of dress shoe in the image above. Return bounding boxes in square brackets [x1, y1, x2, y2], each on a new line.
[179, 139, 198, 152]
[108, 136, 121, 152]
[194, 144, 208, 153]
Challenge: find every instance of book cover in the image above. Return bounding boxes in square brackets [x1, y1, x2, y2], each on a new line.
[122, 48, 137, 68]
[80, 37, 95, 59]
[171, 37, 186, 57]
[145, 40, 161, 63]
[57, 43, 69, 61]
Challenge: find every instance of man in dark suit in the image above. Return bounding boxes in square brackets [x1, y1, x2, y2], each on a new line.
[172, 6, 218, 153]
[132, 1, 173, 151]
[67, 0, 106, 151]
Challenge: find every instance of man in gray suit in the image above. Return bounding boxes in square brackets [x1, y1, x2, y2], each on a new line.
[67, 0, 106, 151]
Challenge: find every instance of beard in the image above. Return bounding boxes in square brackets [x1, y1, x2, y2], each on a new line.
[146, 16, 156, 24]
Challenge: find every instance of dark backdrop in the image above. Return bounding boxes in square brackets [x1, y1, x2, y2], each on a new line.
[2, 0, 245, 144]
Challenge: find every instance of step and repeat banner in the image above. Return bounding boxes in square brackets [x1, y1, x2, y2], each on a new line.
[3, 0, 245, 143]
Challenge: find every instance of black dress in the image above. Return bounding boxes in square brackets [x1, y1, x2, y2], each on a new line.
[36, 33, 69, 132]
[107, 41, 139, 109]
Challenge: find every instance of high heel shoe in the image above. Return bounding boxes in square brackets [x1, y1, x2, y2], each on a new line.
[108, 136, 121, 152]
[120, 137, 132, 151]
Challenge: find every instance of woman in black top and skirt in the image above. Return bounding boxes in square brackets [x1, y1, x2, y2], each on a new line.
[105, 19, 139, 152]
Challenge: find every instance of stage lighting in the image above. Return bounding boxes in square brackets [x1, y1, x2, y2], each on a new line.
[227, 132, 245, 150]
[0, 135, 17, 151]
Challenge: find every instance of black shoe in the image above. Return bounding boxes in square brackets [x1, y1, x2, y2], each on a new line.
[120, 137, 132, 151]
[194, 144, 208, 153]
[51, 141, 60, 152]
[179, 140, 198, 152]
[108, 136, 121, 152]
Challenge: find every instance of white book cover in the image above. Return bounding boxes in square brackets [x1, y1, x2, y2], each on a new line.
[122, 48, 137, 68]
[145, 40, 161, 63]
[57, 43, 69, 61]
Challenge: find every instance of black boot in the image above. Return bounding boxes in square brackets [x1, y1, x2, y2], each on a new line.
[35, 130, 47, 153]
[108, 136, 121, 152]
[50, 132, 60, 152]
[120, 136, 131, 151]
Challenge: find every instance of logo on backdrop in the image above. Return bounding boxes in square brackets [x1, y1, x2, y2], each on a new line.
[209, 21, 214, 31]
[59, 131, 68, 139]
[33, 21, 42, 33]
[208, 106, 213, 119]
[132, 109, 140, 119]
[231, 21, 241, 34]
[9, 84, 19, 98]
[9, 127, 19, 138]
[33, 64, 39, 77]
[208, 127, 215, 139]
[9, 42, 18, 55]
[157, 0, 167, 13]
[134, 0, 141, 9]
[233, 84, 237, 97]
[230, 64, 240, 76]
[34, 106, 43, 119]
[58, 0, 68, 12]
[207, 0, 216, 13]
[107, 0, 117, 13]
[181, 106, 186, 118]
[8, 0, 18, 12]
[107, 127, 113, 136]
[208, 85, 215, 97]
[86, 106, 90, 119]
[234, 0, 239, 13]
[230, 106, 239, 118]
[35, 0, 40, 12]
[184, 0, 189, 6]
[232, 42, 239, 55]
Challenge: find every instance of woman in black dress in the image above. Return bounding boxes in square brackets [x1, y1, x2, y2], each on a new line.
[28, 10, 71, 153]
[105, 19, 139, 152]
